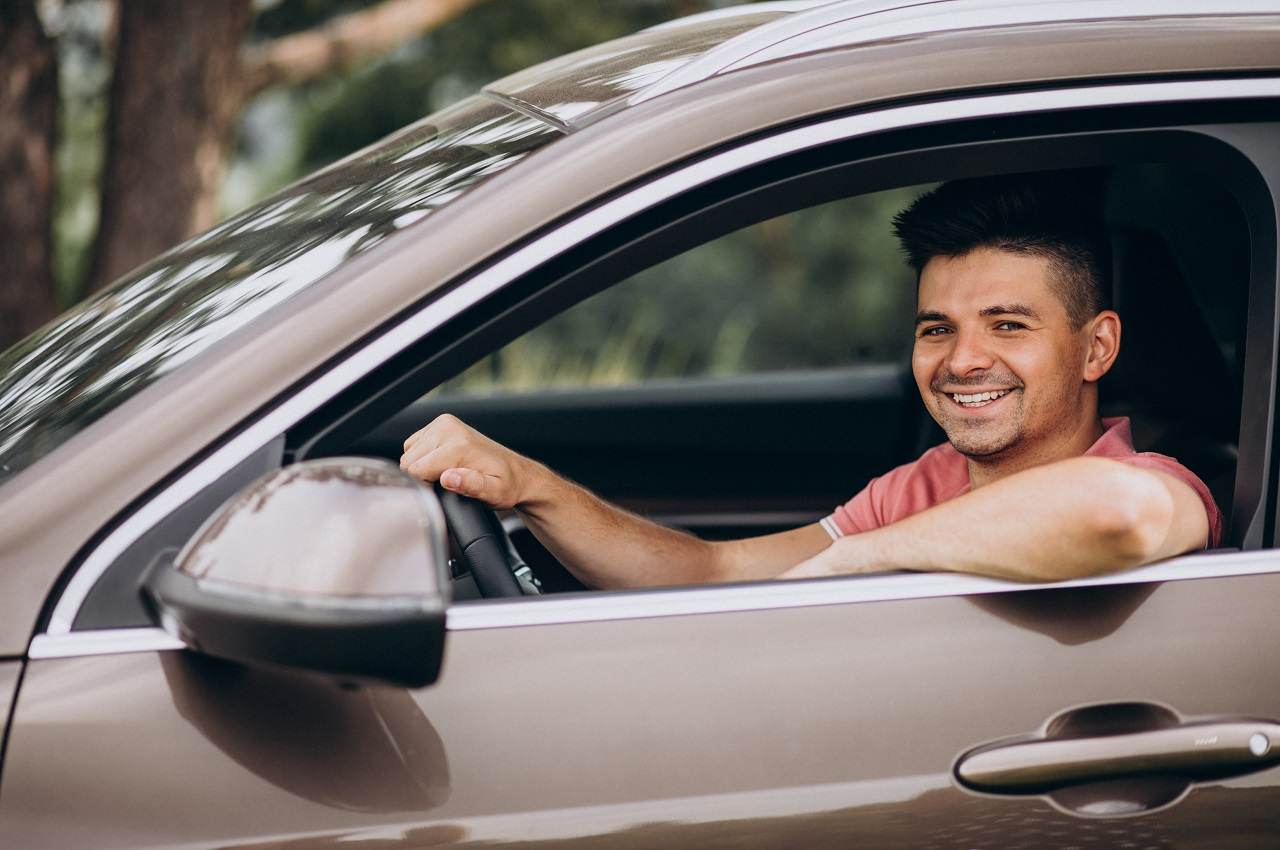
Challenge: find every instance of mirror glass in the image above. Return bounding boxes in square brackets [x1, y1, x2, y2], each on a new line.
[177, 457, 446, 600]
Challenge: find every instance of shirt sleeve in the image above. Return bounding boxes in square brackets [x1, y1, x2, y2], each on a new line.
[1113, 453, 1224, 549]
[823, 477, 884, 539]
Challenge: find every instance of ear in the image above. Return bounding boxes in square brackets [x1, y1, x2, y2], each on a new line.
[1082, 310, 1121, 382]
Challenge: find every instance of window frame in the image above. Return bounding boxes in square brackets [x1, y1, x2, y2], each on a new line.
[31, 78, 1280, 658]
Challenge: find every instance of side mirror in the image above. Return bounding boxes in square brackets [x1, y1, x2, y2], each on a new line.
[141, 457, 450, 688]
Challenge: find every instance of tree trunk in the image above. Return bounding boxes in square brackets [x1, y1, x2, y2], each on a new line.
[88, 0, 253, 291]
[0, 0, 58, 350]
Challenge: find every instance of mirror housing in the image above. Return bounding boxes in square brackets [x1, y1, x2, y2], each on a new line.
[141, 457, 450, 688]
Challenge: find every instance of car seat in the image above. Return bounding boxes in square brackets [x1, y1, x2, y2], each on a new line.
[1099, 225, 1240, 537]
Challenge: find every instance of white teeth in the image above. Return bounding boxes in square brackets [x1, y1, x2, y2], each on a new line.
[951, 389, 1010, 406]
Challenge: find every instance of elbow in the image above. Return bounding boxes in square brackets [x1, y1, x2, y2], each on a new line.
[1086, 463, 1175, 569]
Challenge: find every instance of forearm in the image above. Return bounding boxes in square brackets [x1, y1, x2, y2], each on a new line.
[515, 463, 718, 589]
[809, 457, 1190, 582]
[516, 463, 831, 588]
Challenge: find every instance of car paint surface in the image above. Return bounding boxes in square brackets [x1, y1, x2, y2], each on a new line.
[2, 8, 1278, 657]
[485, 5, 796, 129]
[4, 573, 1280, 847]
[0, 660, 20, 747]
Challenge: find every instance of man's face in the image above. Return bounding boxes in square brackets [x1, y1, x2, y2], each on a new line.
[912, 247, 1099, 460]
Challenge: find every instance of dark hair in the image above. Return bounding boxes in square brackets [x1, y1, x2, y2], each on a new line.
[892, 172, 1112, 327]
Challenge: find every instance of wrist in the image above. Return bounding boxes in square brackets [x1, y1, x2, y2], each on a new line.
[513, 457, 558, 512]
[826, 534, 879, 577]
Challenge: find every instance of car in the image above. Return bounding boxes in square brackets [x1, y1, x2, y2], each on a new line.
[3, 0, 1280, 846]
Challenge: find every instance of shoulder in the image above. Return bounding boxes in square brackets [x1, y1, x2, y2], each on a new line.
[1109, 450, 1211, 499]
[868, 441, 970, 518]
[829, 442, 967, 536]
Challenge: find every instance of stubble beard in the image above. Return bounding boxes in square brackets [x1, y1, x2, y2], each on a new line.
[933, 390, 1027, 459]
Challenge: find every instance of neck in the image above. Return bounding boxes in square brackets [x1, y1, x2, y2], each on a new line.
[966, 410, 1105, 489]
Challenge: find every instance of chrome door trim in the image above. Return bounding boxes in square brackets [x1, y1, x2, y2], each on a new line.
[28, 627, 184, 659]
[445, 550, 1280, 631]
[27, 551, 1280, 658]
[40, 76, 1280, 641]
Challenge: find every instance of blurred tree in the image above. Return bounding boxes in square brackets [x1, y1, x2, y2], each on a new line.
[88, 0, 254, 289]
[89, 0, 492, 290]
[0, 0, 494, 350]
[0, 1, 59, 350]
[10, 0, 871, 390]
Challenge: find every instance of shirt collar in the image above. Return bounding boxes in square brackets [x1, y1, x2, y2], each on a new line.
[947, 416, 1134, 495]
[1086, 417, 1136, 457]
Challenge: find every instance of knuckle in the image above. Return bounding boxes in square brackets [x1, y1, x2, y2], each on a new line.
[402, 428, 424, 451]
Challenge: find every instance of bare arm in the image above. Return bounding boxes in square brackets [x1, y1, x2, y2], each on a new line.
[401, 415, 829, 588]
[779, 456, 1210, 583]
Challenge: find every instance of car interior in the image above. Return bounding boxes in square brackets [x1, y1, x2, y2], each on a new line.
[69, 109, 1277, 627]
[344, 154, 1260, 601]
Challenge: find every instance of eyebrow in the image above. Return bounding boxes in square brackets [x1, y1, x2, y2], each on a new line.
[915, 304, 1044, 326]
[980, 303, 1042, 321]
[914, 309, 948, 326]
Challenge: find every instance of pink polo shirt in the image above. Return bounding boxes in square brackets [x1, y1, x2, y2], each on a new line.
[821, 417, 1222, 548]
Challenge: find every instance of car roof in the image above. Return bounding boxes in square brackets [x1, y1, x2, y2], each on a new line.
[486, 0, 1280, 131]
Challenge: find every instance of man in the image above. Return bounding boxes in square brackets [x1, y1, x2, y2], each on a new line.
[401, 173, 1222, 587]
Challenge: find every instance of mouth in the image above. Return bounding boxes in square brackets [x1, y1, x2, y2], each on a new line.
[945, 388, 1014, 409]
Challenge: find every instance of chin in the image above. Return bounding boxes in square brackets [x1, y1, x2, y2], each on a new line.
[942, 425, 1021, 458]
[951, 440, 1012, 458]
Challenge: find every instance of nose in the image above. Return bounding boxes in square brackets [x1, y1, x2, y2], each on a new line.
[945, 327, 996, 376]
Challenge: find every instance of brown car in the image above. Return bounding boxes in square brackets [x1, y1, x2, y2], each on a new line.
[3, 1, 1280, 847]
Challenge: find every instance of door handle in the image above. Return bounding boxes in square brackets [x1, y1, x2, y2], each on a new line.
[955, 703, 1280, 816]
[958, 720, 1280, 791]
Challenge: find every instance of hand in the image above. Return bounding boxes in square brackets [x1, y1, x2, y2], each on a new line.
[400, 414, 540, 509]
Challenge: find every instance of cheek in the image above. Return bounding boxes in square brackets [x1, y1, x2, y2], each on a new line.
[1007, 340, 1083, 399]
[911, 346, 936, 395]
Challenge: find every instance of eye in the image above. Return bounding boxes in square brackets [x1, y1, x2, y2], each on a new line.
[918, 325, 951, 337]
[994, 320, 1027, 331]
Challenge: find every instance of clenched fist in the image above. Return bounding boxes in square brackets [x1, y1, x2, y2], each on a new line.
[400, 414, 540, 509]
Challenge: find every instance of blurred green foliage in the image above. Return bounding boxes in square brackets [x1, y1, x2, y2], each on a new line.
[47, 0, 113, 307]
[442, 187, 925, 394]
[49, 0, 926, 394]
[50, 1, 730, 302]
[230, 1, 732, 207]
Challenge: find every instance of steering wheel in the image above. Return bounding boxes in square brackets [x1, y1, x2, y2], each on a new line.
[435, 486, 542, 598]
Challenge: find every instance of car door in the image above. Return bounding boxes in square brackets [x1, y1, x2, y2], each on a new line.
[5, 86, 1280, 850]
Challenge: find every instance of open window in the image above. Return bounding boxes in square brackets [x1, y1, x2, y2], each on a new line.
[67, 103, 1280, 627]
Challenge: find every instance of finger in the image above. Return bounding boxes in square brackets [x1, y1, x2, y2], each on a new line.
[401, 437, 439, 471]
[403, 428, 423, 454]
[402, 429, 467, 470]
[440, 467, 502, 506]
[405, 445, 461, 482]
[402, 413, 464, 453]
[402, 420, 439, 454]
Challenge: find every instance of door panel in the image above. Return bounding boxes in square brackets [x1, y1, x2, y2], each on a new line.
[4, 570, 1280, 848]
[0, 660, 21, 783]
[354, 364, 926, 519]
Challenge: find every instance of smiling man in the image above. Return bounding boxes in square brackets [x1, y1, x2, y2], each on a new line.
[401, 173, 1222, 587]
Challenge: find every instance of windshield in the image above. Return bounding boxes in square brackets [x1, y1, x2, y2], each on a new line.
[0, 96, 559, 488]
